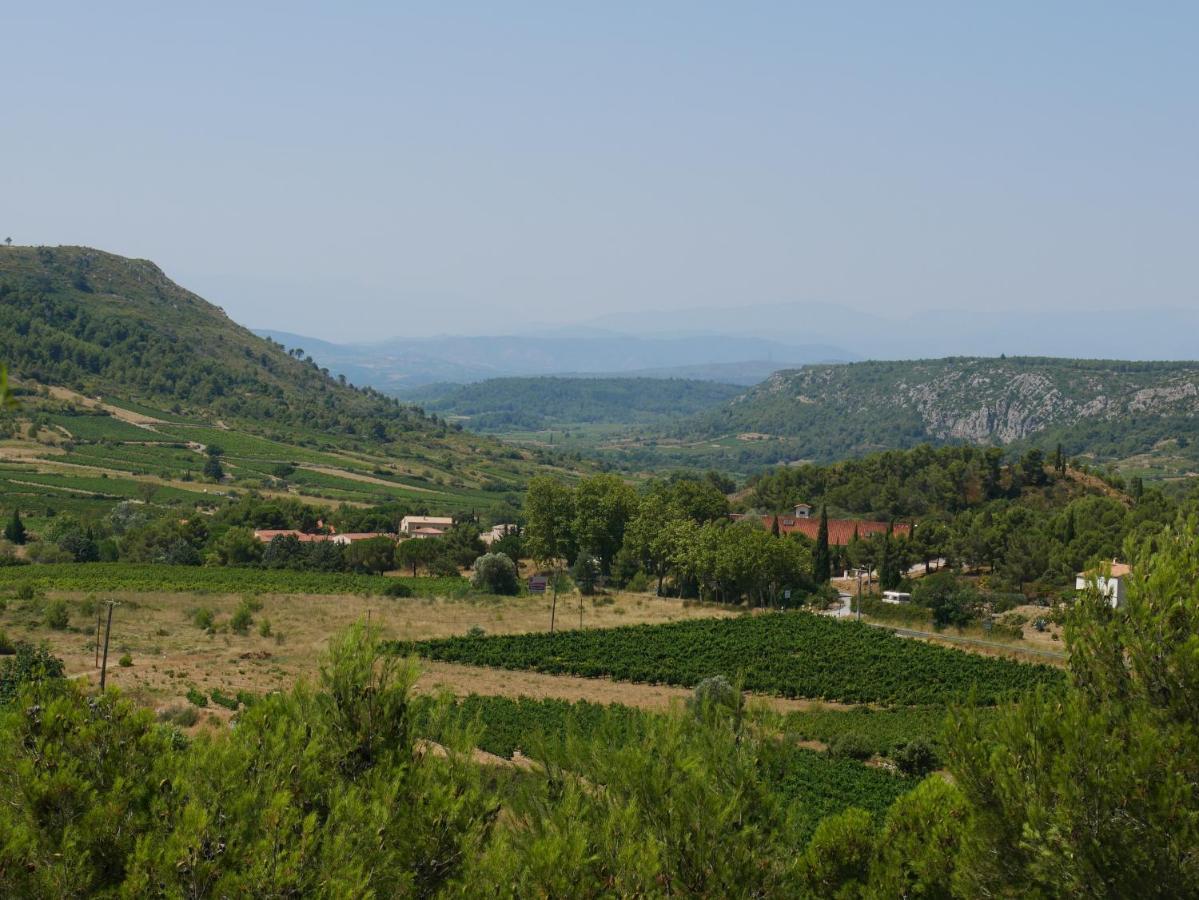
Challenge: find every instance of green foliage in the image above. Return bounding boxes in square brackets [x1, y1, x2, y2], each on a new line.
[470, 552, 519, 595]
[229, 599, 254, 634]
[118, 652, 133, 667]
[0, 642, 65, 705]
[892, 739, 940, 777]
[43, 597, 69, 630]
[408, 375, 742, 431]
[157, 703, 199, 728]
[209, 688, 239, 710]
[570, 552, 600, 595]
[827, 732, 874, 761]
[343, 535, 397, 575]
[4, 508, 25, 545]
[406, 612, 1060, 705]
[185, 686, 208, 707]
[191, 607, 215, 631]
[0, 562, 466, 597]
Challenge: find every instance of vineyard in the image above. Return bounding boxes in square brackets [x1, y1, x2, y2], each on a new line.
[0, 563, 469, 597]
[404, 612, 1063, 705]
[412, 693, 913, 838]
[779, 705, 998, 757]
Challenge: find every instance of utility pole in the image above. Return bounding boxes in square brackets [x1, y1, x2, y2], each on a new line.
[94, 603, 103, 668]
[856, 569, 863, 622]
[99, 601, 115, 691]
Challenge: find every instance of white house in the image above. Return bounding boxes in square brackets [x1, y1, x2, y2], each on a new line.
[329, 532, 395, 545]
[1075, 561, 1131, 608]
[793, 503, 813, 519]
[399, 515, 453, 537]
[481, 524, 518, 546]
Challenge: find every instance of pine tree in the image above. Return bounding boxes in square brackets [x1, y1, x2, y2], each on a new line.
[812, 505, 831, 583]
[4, 508, 25, 545]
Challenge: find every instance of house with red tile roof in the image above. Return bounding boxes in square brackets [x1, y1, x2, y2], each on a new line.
[731, 513, 909, 544]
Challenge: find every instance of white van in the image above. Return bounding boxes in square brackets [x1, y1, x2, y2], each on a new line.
[881, 590, 912, 604]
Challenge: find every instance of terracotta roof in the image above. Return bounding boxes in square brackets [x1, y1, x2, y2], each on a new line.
[253, 529, 331, 543]
[737, 515, 910, 545]
[1077, 562, 1131, 579]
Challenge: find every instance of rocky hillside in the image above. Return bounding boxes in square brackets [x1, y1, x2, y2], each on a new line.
[682, 358, 1199, 463]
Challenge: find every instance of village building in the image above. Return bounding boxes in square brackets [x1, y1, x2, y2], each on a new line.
[729, 513, 908, 544]
[481, 523, 518, 546]
[1075, 561, 1131, 608]
[399, 515, 454, 537]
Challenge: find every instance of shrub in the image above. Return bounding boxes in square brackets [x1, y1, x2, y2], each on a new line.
[893, 739, 940, 777]
[118, 653, 133, 668]
[157, 704, 199, 727]
[382, 580, 412, 598]
[210, 689, 239, 710]
[44, 598, 70, 630]
[258, 618, 272, 638]
[467, 625, 486, 638]
[185, 687, 208, 708]
[0, 643, 65, 705]
[192, 607, 215, 631]
[471, 552, 520, 595]
[688, 674, 742, 720]
[15, 584, 37, 601]
[828, 733, 873, 761]
[571, 553, 600, 596]
[230, 601, 254, 635]
[0, 629, 14, 655]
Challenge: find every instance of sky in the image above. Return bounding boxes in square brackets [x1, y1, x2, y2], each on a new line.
[4, 2, 1197, 341]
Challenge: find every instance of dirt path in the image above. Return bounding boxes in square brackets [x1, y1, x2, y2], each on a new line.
[45, 386, 165, 427]
[412, 660, 865, 714]
[301, 464, 438, 493]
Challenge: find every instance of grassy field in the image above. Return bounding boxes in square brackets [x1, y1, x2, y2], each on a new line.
[0, 583, 735, 714]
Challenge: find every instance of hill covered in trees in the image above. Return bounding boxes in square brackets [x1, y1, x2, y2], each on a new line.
[405, 376, 743, 431]
[0, 246, 445, 442]
[677, 357, 1199, 467]
[0, 246, 577, 520]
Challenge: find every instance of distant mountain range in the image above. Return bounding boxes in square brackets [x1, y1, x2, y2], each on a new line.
[583, 302, 1199, 362]
[254, 329, 853, 389]
[678, 357, 1199, 465]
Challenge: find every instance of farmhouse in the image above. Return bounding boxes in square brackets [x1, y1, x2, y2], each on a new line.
[1075, 561, 1131, 608]
[481, 523, 518, 546]
[400, 515, 454, 537]
[730, 513, 909, 544]
[252, 529, 331, 544]
[329, 532, 395, 545]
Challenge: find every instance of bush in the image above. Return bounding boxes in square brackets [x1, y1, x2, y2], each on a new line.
[157, 703, 200, 728]
[230, 601, 254, 635]
[192, 607, 215, 631]
[118, 653, 133, 667]
[44, 598, 70, 630]
[688, 674, 742, 720]
[258, 618, 272, 638]
[828, 733, 873, 761]
[571, 553, 600, 596]
[210, 689, 239, 710]
[0, 643, 65, 705]
[892, 739, 940, 777]
[0, 629, 14, 655]
[471, 552, 520, 595]
[382, 580, 412, 598]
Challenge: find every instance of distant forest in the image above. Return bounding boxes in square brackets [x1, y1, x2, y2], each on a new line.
[406, 376, 743, 431]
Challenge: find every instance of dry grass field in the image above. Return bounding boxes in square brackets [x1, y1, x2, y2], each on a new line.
[0, 588, 738, 721]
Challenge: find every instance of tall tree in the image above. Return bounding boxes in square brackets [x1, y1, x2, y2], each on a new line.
[572, 474, 637, 574]
[812, 505, 831, 583]
[4, 508, 26, 545]
[523, 477, 576, 632]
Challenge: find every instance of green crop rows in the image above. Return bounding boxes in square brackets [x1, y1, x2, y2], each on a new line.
[779, 705, 997, 756]
[0, 563, 469, 597]
[405, 613, 1063, 705]
[412, 693, 912, 840]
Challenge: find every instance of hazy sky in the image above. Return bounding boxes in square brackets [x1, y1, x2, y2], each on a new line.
[5, 3, 1196, 341]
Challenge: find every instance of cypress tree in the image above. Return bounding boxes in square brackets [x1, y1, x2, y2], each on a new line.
[4, 508, 25, 545]
[880, 524, 902, 590]
[813, 505, 831, 583]
[770, 514, 780, 537]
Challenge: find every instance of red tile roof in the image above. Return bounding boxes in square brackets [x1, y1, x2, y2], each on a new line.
[733, 515, 910, 544]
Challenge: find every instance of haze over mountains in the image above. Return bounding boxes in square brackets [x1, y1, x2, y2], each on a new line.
[261, 302, 1199, 392]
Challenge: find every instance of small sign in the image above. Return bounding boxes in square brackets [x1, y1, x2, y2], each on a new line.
[783, 589, 791, 601]
[528, 576, 548, 594]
